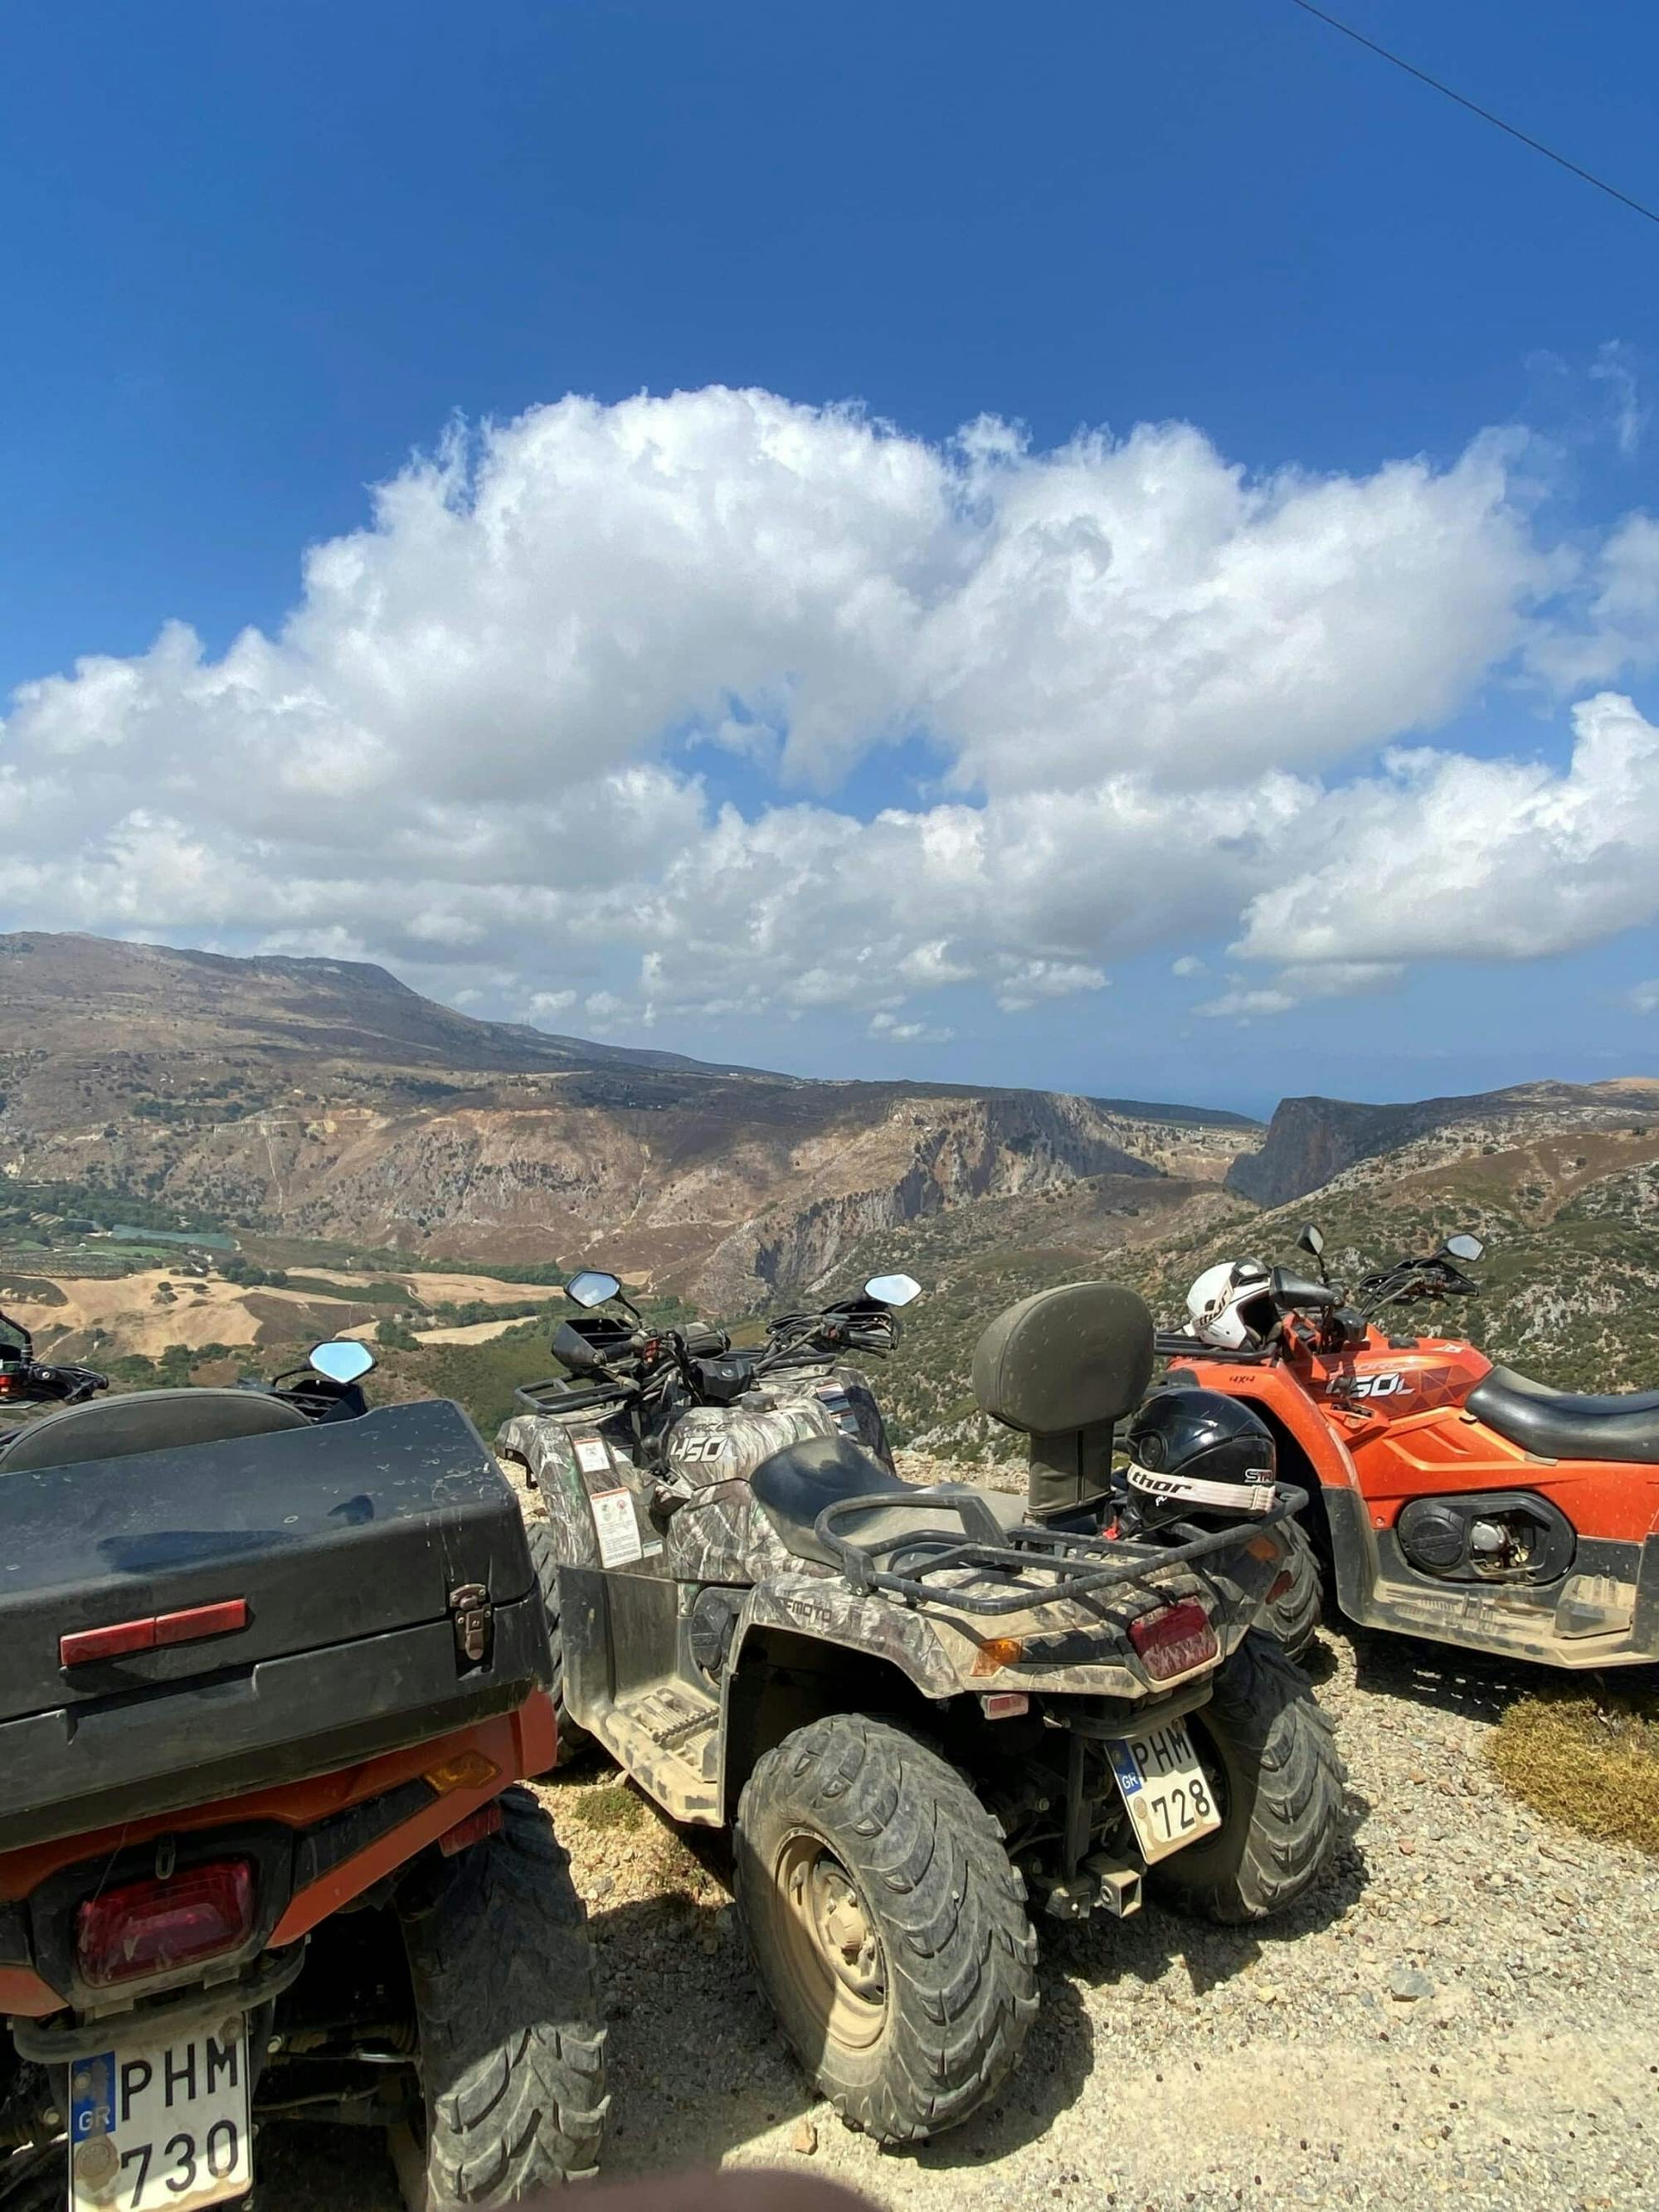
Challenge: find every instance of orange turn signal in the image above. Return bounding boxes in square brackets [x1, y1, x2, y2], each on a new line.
[971, 1636, 1024, 1677]
[424, 1750, 500, 1796]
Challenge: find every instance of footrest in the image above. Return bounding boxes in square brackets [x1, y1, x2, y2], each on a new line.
[601, 1685, 722, 1822]
[621, 1684, 718, 1752]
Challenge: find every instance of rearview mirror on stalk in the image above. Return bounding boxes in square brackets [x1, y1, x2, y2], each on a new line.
[309, 1339, 375, 1384]
[565, 1270, 622, 1309]
[864, 1272, 921, 1307]
[1297, 1224, 1325, 1258]
[1443, 1233, 1484, 1262]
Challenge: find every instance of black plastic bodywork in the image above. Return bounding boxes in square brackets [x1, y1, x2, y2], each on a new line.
[0, 1399, 547, 1849]
[1395, 1489, 1576, 1584]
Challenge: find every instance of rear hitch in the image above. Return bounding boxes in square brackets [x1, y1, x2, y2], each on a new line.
[1030, 1855, 1143, 1922]
[1087, 1854, 1142, 1918]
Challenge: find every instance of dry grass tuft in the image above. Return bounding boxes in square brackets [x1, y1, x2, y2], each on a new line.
[1490, 1682, 1659, 1855]
[564, 1781, 649, 1834]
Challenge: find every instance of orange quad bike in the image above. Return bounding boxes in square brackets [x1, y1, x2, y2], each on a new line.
[1154, 1229, 1659, 1671]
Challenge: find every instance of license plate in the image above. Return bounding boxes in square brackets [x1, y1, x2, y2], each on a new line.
[1107, 1718, 1224, 1864]
[68, 2023, 251, 2211]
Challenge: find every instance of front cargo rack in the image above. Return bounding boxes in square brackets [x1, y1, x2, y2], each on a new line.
[513, 1374, 640, 1414]
[812, 1482, 1306, 1617]
[1155, 1330, 1278, 1365]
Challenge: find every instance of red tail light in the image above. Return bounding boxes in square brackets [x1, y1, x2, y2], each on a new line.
[75, 1860, 255, 1991]
[438, 1801, 504, 1858]
[1129, 1599, 1219, 1683]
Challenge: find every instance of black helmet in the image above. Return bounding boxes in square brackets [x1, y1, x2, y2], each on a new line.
[1125, 1387, 1277, 1516]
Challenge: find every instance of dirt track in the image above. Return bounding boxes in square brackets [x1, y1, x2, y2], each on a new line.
[263, 1618, 1659, 2211]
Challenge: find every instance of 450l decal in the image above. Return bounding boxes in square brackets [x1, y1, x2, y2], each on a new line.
[1331, 1371, 1410, 1402]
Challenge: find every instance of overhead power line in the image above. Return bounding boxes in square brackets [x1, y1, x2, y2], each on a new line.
[1284, 0, 1659, 229]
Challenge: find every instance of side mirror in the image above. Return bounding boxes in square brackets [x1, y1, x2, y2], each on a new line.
[309, 1339, 376, 1384]
[1443, 1233, 1484, 1262]
[566, 1269, 622, 1309]
[1297, 1223, 1325, 1258]
[864, 1272, 921, 1308]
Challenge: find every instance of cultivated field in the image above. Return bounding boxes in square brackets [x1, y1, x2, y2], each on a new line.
[1, 1262, 542, 1358]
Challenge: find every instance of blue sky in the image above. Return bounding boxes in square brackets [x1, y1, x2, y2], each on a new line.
[2, 0, 1657, 1117]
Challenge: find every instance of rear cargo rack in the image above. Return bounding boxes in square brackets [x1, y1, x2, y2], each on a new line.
[813, 1483, 1306, 1617]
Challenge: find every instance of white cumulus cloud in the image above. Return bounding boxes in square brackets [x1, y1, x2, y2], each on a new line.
[0, 384, 1653, 1042]
[1235, 693, 1659, 967]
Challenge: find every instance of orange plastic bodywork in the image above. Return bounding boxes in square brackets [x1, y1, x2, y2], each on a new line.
[1186, 1324, 1659, 1548]
[0, 1694, 555, 2016]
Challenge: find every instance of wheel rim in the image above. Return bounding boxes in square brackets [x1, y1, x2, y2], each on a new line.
[772, 1830, 888, 2052]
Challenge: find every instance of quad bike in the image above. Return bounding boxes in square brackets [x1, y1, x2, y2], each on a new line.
[495, 1266, 1343, 2145]
[1159, 1227, 1659, 1670]
[0, 1311, 606, 2211]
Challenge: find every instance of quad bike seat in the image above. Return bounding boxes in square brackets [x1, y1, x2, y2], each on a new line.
[1466, 1366, 1659, 1466]
[0, 1387, 309, 1473]
[750, 1433, 1024, 1568]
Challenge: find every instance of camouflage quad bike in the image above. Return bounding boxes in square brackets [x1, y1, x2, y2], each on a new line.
[496, 1269, 1343, 2144]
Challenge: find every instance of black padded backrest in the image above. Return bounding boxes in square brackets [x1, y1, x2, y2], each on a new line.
[0, 1388, 309, 1474]
[971, 1281, 1155, 1436]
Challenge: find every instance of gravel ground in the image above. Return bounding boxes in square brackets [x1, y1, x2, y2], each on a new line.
[265, 1566, 1659, 2209]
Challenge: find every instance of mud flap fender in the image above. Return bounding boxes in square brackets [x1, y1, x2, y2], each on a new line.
[716, 1577, 963, 1812]
[728, 1576, 961, 1699]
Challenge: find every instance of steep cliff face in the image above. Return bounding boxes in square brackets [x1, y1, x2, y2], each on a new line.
[1226, 1082, 1659, 1208]
[698, 1090, 1166, 1305]
[1224, 1096, 1399, 1207]
[7, 1086, 1174, 1300]
[0, 931, 1254, 1302]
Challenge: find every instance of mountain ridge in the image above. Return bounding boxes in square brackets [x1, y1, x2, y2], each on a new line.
[0, 931, 786, 1079]
[1228, 1080, 1659, 1208]
[0, 931, 1252, 1300]
[6, 932, 1659, 1441]
[0, 931, 1258, 1122]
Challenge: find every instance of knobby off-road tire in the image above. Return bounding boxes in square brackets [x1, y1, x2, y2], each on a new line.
[1262, 1519, 1324, 1662]
[525, 1523, 593, 1772]
[397, 1787, 608, 2207]
[733, 1714, 1039, 2144]
[1148, 1631, 1344, 1926]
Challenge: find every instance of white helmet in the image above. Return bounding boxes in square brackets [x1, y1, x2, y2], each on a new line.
[1185, 1259, 1275, 1351]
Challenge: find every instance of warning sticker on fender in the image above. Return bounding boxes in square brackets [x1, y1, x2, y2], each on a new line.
[590, 1487, 644, 1568]
[572, 1434, 611, 1476]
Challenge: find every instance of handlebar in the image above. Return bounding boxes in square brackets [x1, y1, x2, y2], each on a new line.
[531, 1286, 906, 1419]
[0, 1358, 109, 1407]
[1355, 1255, 1480, 1315]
